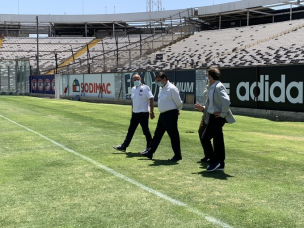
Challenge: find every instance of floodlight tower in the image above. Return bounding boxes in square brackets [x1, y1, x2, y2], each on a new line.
[146, 0, 162, 12]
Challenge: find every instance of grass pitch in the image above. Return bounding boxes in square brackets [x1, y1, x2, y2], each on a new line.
[0, 96, 303, 228]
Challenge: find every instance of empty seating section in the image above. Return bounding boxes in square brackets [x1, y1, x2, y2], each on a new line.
[121, 19, 304, 71]
[0, 34, 181, 74]
[0, 37, 94, 74]
[76, 34, 182, 72]
[2, 19, 304, 74]
[219, 25, 304, 66]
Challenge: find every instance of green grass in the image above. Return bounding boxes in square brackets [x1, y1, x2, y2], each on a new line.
[0, 96, 303, 228]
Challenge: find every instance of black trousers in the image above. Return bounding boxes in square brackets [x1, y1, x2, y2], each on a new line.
[202, 114, 226, 164]
[148, 109, 181, 156]
[198, 114, 208, 158]
[123, 112, 152, 148]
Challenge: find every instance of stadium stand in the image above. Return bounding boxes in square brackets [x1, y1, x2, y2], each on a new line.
[2, 18, 304, 74]
[46, 38, 101, 75]
[0, 37, 94, 74]
[118, 19, 304, 71]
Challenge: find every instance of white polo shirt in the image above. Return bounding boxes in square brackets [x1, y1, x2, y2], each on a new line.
[131, 84, 154, 113]
[158, 81, 183, 113]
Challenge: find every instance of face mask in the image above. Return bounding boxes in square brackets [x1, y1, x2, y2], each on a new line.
[156, 82, 163, 87]
[134, 80, 141, 87]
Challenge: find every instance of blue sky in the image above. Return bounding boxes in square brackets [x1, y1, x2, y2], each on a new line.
[1, 0, 237, 15]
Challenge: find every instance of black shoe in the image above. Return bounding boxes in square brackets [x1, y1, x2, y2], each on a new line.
[113, 144, 126, 152]
[140, 149, 153, 159]
[217, 164, 225, 171]
[168, 156, 182, 161]
[206, 162, 220, 172]
[200, 157, 210, 162]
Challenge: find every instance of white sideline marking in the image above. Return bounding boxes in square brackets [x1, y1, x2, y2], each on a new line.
[0, 114, 233, 228]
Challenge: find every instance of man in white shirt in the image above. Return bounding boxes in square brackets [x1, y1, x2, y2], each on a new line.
[113, 74, 155, 152]
[140, 72, 183, 161]
[195, 67, 235, 172]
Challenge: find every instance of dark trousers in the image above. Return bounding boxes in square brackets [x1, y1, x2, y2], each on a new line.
[123, 112, 152, 148]
[148, 109, 181, 156]
[198, 115, 208, 158]
[202, 114, 226, 164]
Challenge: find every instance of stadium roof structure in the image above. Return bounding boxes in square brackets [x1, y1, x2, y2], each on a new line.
[0, 0, 303, 36]
[197, 0, 304, 29]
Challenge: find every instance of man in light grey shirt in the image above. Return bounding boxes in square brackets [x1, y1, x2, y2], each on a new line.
[140, 72, 183, 161]
[195, 67, 235, 172]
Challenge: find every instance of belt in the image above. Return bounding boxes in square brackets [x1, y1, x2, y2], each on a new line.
[160, 109, 177, 114]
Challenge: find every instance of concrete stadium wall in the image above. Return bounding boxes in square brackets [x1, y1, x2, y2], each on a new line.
[26, 64, 304, 121]
[25, 93, 304, 122]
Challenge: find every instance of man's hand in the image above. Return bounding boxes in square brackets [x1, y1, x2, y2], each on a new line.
[195, 102, 204, 112]
[150, 112, 155, 119]
[214, 111, 221, 118]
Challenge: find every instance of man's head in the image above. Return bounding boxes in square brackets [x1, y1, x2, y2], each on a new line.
[155, 72, 168, 87]
[132, 74, 141, 82]
[207, 67, 220, 82]
[133, 74, 141, 86]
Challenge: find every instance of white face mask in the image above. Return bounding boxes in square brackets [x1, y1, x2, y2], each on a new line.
[134, 80, 141, 87]
[156, 82, 163, 87]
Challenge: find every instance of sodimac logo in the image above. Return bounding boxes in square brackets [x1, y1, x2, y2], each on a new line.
[81, 83, 111, 94]
[73, 79, 80, 92]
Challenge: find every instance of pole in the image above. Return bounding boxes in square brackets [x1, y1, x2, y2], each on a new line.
[115, 35, 119, 68]
[36, 16, 39, 75]
[0, 66, 1, 92]
[24, 64, 26, 93]
[71, 46, 75, 63]
[55, 52, 58, 74]
[8, 65, 10, 92]
[86, 44, 90, 73]
[15, 60, 18, 94]
[101, 40, 105, 71]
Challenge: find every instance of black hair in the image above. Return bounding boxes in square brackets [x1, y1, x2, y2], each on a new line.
[207, 67, 220, 80]
[155, 72, 169, 80]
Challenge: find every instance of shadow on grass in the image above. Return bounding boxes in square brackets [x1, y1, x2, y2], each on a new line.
[192, 170, 234, 180]
[149, 159, 180, 166]
[125, 152, 144, 158]
[192, 161, 234, 180]
[201, 171, 234, 180]
[125, 152, 180, 166]
[112, 152, 126, 155]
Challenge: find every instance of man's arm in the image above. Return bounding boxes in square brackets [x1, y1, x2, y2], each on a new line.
[195, 102, 205, 112]
[171, 87, 183, 109]
[216, 84, 231, 118]
[149, 98, 155, 119]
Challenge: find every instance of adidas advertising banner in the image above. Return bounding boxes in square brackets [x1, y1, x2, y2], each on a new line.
[123, 70, 196, 103]
[221, 65, 304, 112]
